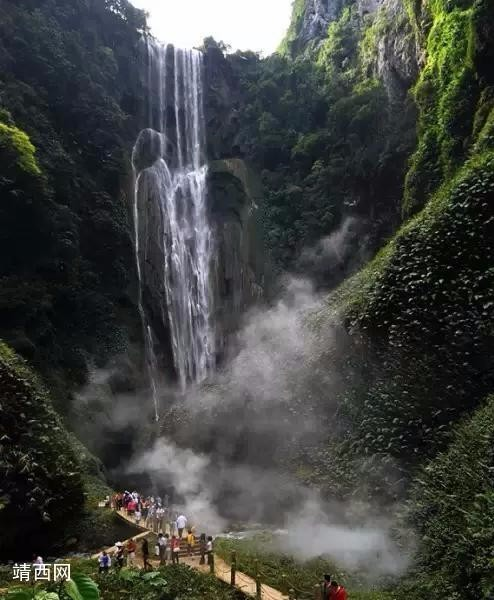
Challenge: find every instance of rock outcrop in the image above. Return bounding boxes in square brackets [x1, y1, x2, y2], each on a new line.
[208, 158, 269, 362]
[373, 0, 419, 102]
[298, 0, 342, 45]
[284, 0, 419, 102]
[203, 42, 244, 159]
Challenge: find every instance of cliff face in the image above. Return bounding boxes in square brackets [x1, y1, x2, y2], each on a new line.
[298, 0, 342, 45]
[282, 0, 418, 102]
[208, 159, 269, 362]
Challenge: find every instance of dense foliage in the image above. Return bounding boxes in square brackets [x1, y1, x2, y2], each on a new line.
[0, 0, 147, 402]
[0, 343, 84, 559]
[2, 562, 245, 600]
[398, 395, 494, 599]
[226, 5, 415, 286]
[294, 0, 494, 593]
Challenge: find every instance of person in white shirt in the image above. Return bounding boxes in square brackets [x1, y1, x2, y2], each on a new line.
[176, 514, 187, 539]
[156, 506, 165, 533]
[157, 532, 167, 565]
[206, 536, 213, 565]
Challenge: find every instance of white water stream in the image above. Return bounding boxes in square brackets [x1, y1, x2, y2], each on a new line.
[133, 40, 215, 418]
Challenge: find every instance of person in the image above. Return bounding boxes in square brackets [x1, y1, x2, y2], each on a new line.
[157, 532, 167, 565]
[171, 535, 180, 564]
[329, 581, 348, 600]
[32, 555, 43, 565]
[127, 498, 136, 516]
[164, 533, 172, 563]
[142, 538, 152, 571]
[156, 506, 165, 533]
[142, 500, 149, 524]
[134, 506, 142, 526]
[186, 530, 195, 557]
[206, 536, 213, 566]
[199, 533, 206, 565]
[98, 550, 111, 573]
[114, 541, 125, 568]
[147, 503, 155, 530]
[322, 574, 332, 600]
[126, 538, 137, 567]
[176, 514, 187, 539]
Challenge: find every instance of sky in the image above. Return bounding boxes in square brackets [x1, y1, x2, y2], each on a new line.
[130, 0, 294, 55]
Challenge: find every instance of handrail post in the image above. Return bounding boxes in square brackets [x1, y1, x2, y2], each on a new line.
[281, 574, 287, 596]
[255, 559, 261, 600]
[289, 589, 295, 600]
[314, 584, 322, 600]
[231, 551, 236, 586]
[209, 552, 215, 574]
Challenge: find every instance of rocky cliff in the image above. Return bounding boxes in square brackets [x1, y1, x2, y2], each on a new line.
[282, 0, 418, 102]
[209, 158, 269, 362]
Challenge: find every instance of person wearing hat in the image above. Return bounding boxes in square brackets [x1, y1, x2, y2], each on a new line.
[114, 541, 125, 568]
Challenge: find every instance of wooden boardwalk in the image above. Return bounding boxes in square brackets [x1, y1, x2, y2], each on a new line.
[100, 509, 287, 600]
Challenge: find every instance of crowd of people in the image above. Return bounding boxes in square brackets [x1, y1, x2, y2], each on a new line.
[98, 492, 348, 598]
[111, 491, 190, 534]
[97, 490, 215, 573]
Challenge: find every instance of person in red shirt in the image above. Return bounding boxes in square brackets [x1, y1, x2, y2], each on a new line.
[127, 499, 136, 515]
[329, 581, 348, 600]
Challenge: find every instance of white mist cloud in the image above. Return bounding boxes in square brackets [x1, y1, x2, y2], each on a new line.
[127, 438, 227, 533]
[76, 219, 413, 579]
[281, 499, 412, 576]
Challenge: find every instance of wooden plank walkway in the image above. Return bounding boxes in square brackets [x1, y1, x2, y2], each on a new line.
[99, 509, 287, 600]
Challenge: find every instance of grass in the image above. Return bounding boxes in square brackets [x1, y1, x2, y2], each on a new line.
[215, 535, 398, 600]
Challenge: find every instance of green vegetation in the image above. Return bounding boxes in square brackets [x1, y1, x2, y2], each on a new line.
[5, 572, 99, 600]
[313, 0, 494, 469]
[229, 2, 414, 282]
[2, 562, 245, 600]
[0, 122, 41, 176]
[296, 0, 494, 592]
[215, 536, 396, 600]
[0, 0, 493, 596]
[398, 395, 494, 599]
[278, 0, 308, 56]
[0, 341, 130, 559]
[0, 0, 147, 403]
[0, 342, 84, 559]
[403, 0, 480, 215]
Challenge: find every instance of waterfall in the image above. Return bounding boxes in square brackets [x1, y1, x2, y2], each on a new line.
[133, 39, 215, 414]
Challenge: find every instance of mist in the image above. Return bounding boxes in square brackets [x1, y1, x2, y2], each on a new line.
[75, 219, 412, 578]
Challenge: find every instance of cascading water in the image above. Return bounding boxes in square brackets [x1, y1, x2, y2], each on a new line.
[133, 39, 215, 416]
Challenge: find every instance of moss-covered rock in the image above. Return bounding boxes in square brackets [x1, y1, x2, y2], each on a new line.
[403, 0, 492, 216]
